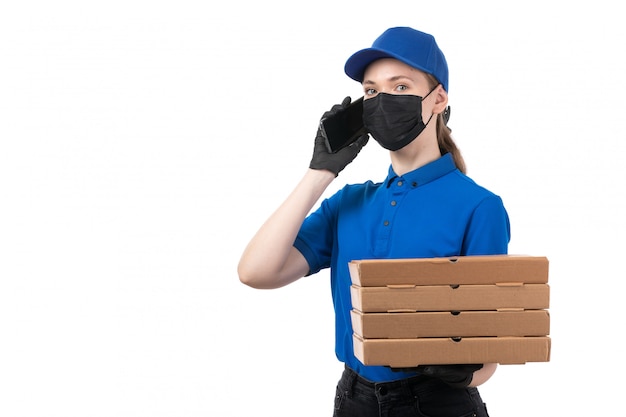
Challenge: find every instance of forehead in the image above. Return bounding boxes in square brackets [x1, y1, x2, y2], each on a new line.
[363, 58, 428, 83]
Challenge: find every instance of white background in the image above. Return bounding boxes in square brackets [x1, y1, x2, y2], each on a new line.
[1, 1, 625, 416]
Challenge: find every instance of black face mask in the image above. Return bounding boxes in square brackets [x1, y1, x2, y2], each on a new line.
[362, 88, 436, 151]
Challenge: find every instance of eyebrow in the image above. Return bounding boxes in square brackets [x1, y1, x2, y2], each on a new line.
[362, 75, 414, 86]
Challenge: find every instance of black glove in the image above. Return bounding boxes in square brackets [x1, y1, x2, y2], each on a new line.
[309, 96, 368, 176]
[417, 364, 483, 388]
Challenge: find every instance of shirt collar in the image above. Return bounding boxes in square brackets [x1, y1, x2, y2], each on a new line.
[385, 153, 457, 188]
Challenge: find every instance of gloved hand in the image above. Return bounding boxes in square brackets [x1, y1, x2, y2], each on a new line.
[417, 364, 483, 388]
[309, 96, 368, 176]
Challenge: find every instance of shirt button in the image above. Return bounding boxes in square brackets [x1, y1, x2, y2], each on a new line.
[383, 220, 389, 226]
[412, 182, 418, 187]
[390, 200, 397, 206]
[397, 181, 403, 187]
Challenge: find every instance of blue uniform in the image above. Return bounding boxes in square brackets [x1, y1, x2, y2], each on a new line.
[294, 153, 511, 382]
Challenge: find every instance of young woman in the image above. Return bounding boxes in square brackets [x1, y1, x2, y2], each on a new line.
[238, 26, 509, 417]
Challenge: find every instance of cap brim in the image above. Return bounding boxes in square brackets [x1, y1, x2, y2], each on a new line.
[344, 47, 432, 83]
[344, 48, 395, 82]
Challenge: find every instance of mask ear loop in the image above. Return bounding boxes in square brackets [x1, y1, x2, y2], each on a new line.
[423, 112, 435, 127]
[421, 84, 440, 129]
[421, 84, 439, 100]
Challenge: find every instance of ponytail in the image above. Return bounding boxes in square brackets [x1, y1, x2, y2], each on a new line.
[425, 74, 467, 174]
[436, 114, 466, 174]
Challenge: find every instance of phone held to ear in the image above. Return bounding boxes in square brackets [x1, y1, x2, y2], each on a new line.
[320, 97, 367, 153]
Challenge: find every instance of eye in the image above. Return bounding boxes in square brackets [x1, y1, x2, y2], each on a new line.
[395, 84, 408, 92]
[364, 88, 377, 97]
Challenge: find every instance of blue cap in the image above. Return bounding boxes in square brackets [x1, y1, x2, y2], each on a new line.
[344, 27, 449, 92]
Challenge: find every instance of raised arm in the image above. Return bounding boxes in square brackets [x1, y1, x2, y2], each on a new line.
[237, 96, 368, 289]
[237, 168, 335, 289]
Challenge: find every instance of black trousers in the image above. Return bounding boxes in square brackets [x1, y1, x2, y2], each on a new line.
[333, 366, 489, 417]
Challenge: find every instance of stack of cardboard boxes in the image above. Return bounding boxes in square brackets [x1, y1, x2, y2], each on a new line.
[349, 255, 551, 368]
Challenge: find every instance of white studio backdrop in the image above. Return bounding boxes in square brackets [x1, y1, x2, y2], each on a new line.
[1, 1, 624, 416]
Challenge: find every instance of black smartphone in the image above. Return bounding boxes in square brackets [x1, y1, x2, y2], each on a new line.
[320, 97, 367, 153]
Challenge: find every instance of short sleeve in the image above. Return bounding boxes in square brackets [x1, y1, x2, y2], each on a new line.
[293, 193, 340, 275]
[461, 194, 511, 255]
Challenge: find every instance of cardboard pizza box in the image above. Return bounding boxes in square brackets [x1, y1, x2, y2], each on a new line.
[350, 283, 550, 313]
[353, 334, 551, 367]
[350, 309, 550, 338]
[349, 255, 549, 287]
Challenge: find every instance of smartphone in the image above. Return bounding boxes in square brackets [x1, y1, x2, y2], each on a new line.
[320, 97, 367, 153]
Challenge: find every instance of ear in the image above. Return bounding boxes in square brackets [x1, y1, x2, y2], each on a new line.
[432, 85, 449, 115]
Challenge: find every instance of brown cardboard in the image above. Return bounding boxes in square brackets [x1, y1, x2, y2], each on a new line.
[353, 334, 551, 367]
[349, 255, 549, 287]
[351, 309, 550, 338]
[350, 283, 550, 313]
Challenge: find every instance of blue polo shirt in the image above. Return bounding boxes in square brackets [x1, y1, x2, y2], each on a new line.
[293, 153, 510, 382]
